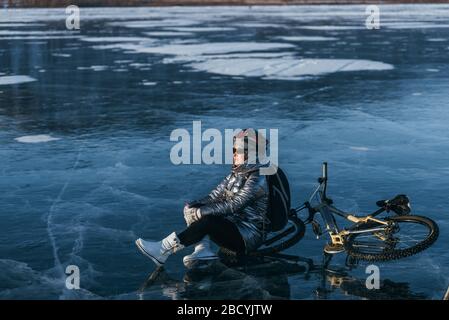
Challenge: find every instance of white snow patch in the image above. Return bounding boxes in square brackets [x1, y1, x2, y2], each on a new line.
[349, 146, 371, 152]
[91, 65, 108, 71]
[144, 31, 193, 36]
[165, 27, 236, 32]
[277, 36, 338, 41]
[0, 23, 45, 27]
[234, 23, 283, 28]
[298, 26, 364, 30]
[127, 42, 295, 56]
[163, 51, 293, 64]
[77, 65, 108, 71]
[142, 81, 157, 86]
[0, 30, 76, 35]
[0, 75, 36, 85]
[80, 36, 152, 43]
[90, 43, 144, 51]
[187, 58, 394, 80]
[15, 135, 60, 143]
[52, 53, 71, 57]
[109, 19, 200, 28]
[384, 22, 449, 29]
[129, 63, 152, 68]
[0, 36, 80, 40]
[87, 38, 393, 80]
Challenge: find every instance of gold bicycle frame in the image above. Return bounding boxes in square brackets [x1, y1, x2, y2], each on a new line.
[309, 163, 390, 247]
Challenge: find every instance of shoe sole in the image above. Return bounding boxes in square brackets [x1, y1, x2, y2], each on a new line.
[183, 256, 218, 263]
[183, 256, 218, 268]
[135, 239, 164, 266]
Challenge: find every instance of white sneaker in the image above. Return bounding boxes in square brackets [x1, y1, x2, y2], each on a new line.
[136, 232, 184, 266]
[183, 239, 218, 268]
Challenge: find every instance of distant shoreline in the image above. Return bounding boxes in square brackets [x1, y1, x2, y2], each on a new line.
[3, 0, 449, 8]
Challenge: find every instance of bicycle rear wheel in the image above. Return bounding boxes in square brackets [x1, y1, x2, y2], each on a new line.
[345, 215, 439, 262]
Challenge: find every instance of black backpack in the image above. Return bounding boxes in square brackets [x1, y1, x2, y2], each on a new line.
[266, 167, 291, 231]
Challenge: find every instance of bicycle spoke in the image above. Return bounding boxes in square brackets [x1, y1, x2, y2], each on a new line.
[348, 219, 433, 255]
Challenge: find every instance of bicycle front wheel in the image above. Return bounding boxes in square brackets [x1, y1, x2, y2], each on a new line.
[345, 215, 439, 262]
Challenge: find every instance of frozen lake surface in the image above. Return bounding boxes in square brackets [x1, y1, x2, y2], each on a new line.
[0, 4, 449, 299]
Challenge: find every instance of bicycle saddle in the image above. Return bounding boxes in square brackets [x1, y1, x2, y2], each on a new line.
[376, 195, 411, 215]
[376, 199, 388, 208]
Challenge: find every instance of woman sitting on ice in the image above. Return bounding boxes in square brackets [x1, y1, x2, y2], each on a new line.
[136, 129, 270, 267]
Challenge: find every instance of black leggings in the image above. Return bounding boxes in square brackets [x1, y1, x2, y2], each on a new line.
[178, 215, 246, 254]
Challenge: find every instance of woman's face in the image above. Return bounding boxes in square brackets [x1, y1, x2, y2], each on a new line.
[233, 147, 246, 166]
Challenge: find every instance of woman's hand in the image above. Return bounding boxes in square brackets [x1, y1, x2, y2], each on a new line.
[184, 205, 202, 225]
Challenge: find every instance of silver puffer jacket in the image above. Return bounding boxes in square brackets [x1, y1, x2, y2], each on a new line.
[196, 164, 270, 252]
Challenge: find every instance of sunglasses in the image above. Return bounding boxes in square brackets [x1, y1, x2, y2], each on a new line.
[233, 147, 247, 154]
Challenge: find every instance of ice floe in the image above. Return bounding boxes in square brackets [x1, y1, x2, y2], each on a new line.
[0, 75, 36, 85]
[15, 135, 60, 143]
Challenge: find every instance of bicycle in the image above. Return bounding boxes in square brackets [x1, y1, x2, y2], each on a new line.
[294, 162, 439, 262]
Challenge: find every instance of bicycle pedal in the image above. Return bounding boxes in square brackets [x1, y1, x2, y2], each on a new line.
[324, 243, 345, 254]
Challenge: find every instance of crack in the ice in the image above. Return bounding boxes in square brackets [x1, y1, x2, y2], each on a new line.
[45, 145, 83, 279]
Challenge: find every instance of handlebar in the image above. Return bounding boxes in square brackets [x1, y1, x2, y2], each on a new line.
[321, 162, 328, 199]
[322, 162, 328, 180]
